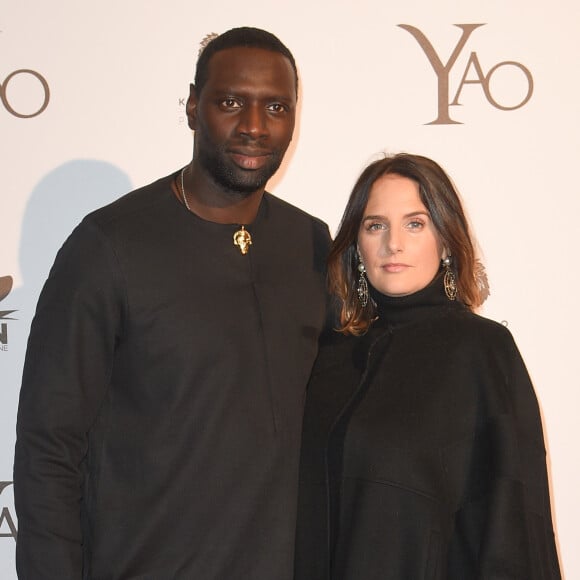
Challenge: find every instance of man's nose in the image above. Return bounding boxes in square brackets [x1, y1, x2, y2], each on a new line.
[237, 105, 268, 139]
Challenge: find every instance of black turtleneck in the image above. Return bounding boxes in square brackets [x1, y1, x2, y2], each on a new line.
[369, 271, 465, 329]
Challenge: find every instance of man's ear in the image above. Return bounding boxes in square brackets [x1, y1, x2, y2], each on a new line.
[186, 83, 198, 131]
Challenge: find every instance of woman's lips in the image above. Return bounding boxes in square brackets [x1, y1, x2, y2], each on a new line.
[382, 263, 409, 273]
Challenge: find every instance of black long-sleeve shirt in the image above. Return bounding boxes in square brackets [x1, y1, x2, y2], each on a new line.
[15, 173, 331, 579]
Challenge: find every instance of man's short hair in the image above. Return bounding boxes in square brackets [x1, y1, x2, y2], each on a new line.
[194, 27, 298, 96]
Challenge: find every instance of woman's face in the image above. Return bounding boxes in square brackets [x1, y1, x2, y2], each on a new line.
[357, 173, 444, 298]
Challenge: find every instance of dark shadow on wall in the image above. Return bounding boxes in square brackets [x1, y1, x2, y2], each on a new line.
[18, 160, 132, 307]
[1, 159, 132, 449]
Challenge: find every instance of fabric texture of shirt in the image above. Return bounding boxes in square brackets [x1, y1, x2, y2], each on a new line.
[294, 274, 561, 580]
[14, 173, 331, 580]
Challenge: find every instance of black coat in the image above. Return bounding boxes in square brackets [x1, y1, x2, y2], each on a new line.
[295, 277, 560, 580]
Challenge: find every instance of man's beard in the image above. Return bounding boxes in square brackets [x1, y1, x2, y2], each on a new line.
[197, 141, 286, 197]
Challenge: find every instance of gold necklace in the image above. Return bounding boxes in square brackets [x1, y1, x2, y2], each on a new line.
[180, 167, 252, 255]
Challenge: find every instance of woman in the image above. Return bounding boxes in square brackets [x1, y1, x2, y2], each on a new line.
[294, 153, 560, 579]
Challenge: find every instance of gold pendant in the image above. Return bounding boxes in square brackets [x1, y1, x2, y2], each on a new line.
[233, 226, 252, 255]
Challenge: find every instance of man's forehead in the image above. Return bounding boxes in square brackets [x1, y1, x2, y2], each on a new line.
[208, 46, 294, 77]
[203, 48, 296, 95]
[207, 46, 292, 71]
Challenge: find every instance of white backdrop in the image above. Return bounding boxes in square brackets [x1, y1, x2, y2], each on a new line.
[1, 1, 579, 577]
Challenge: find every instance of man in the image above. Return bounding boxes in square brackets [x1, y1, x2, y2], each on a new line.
[14, 27, 331, 579]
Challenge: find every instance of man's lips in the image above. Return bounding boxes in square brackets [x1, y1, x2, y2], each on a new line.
[229, 150, 272, 170]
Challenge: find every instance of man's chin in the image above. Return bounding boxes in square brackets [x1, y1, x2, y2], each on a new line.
[218, 169, 274, 196]
[201, 153, 282, 196]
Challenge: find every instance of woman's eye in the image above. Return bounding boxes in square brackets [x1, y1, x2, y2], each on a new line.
[367, 222, 385, 231]
[407, 220, 424, 230]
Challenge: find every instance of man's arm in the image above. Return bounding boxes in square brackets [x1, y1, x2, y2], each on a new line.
[14, 218, 124, 579]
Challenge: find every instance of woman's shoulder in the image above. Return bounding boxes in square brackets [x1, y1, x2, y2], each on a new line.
[447, 307, 515, 343]
[312, 329, 359, 372]
[437, 309, 526, 378]
[312, 323, 388, 377]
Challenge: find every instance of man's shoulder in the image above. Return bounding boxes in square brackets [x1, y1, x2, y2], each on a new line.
[265, 192, 329, 231]
[86, 173, 176, 228]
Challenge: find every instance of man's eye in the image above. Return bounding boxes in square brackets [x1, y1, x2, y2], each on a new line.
[221, 98, 242, 109]
[267, 103, 287, 113]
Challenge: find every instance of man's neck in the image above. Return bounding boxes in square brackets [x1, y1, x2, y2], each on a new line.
[179, 165, 265, 224]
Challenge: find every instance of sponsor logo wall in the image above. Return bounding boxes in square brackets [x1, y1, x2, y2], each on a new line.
[0, 278, 16, 353]
[398, 23, 533, 125]
[2, 3, 579, 577]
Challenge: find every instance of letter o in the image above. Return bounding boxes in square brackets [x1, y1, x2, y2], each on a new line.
[0, 69, 50, 118]
[483, 61, 534, 111]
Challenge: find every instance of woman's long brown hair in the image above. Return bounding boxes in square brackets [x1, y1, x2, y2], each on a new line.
[329, 153, 483, 335]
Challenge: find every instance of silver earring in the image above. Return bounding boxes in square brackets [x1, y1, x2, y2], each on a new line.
[357, 260, 369, 307]
[442, 256, 457, 301]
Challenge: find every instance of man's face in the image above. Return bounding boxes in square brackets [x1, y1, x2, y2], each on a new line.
[188, 47, 297, 195]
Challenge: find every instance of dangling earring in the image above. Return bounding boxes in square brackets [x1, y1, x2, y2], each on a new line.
[357, 258, 369, 307]
[442, 256, 457, 301]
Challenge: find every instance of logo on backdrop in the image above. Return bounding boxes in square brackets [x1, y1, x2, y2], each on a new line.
[1, 68, 50, 118]
[0, 276, 17, 351]
[0, 481, 17, 541]
[398, 24, 534, 125]
[178, 96, 187, 125]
